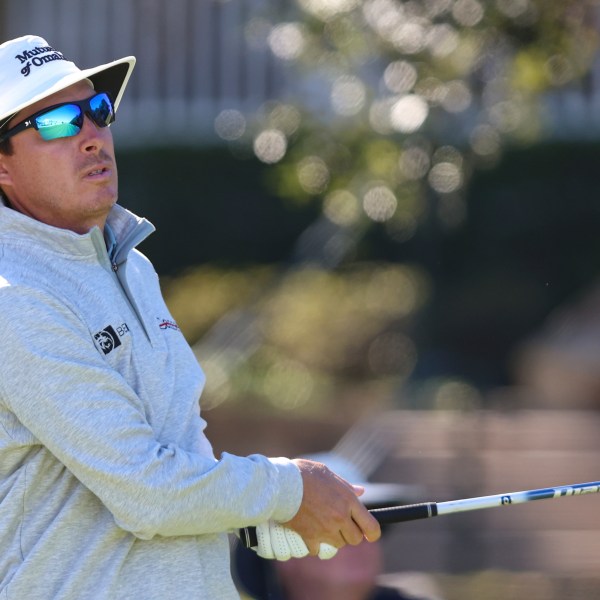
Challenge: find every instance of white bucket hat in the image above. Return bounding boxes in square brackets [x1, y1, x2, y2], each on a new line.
[0, 34, 135, 129]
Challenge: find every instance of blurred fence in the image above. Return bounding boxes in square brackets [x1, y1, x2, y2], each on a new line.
[4, 0, 600, 148]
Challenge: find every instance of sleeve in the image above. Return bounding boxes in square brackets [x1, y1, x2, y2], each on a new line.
[0, 285, 303, 539]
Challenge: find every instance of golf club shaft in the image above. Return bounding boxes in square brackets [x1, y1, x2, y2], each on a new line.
[239, 480, 600, 548]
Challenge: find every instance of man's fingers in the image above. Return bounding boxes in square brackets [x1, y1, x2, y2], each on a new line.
[286, 458, 382, 551]
[282, 527, 310, 559]
[304, 530, 344, 555]
[341, 521, 366, 546]
[352, 506, 382, 543]
[255, 521, 314, 561]
[269, 521, 294, 560]
[255, 522, 276, 559]
[304, 539, 321, 556]
[352, 484, 365, 497]
[317, 543, 338, 560]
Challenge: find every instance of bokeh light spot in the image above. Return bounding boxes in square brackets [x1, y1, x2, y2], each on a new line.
[470, 124, 501, 157]
[452, 0, 484, 27]
[441, 80, 473, 113]
[427, 23, 460, 57]
[369, 98, 396, 134]
[363, 0, 405, 37]
[331, 75, 367, 116]
[415, 77, 447, 105]
[384, 61, 418, 94]
[391, 23, 427, 54]
[363, 185, 397, 222]
[428, 162, 463, 193]
[253, 129, 287, 164]
[214, 109, 246, 141]
[364, 265, 428, 316]
[488, 99, 522, 132]
[263, 358, 314, 410]
[399, 147, 431, 180]
[268, 22, 306, 61]
[434, 378, 481, 410]
[298, 0, 361, 21]
[432, 145, 463, 167]
[390, 95, 429, 133]
[297, 156, 331, 194]
[323, 189, 361, 226]
[268, 104, 302, 135]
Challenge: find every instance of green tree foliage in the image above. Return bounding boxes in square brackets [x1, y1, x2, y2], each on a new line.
[237, 0, 600, 239]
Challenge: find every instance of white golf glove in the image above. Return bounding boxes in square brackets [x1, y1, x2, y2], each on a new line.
[254, 520, 338, 561]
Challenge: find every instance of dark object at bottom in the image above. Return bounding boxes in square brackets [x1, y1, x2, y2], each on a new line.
[232, 542, 427, 600]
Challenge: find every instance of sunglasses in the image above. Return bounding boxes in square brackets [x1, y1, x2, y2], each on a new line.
[0, 92, 115, 144]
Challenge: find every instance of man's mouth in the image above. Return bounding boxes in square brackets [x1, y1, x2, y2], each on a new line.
[84, 165, 111, 179]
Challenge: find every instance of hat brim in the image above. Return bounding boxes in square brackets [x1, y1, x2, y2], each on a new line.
[0, 55, 135, 127]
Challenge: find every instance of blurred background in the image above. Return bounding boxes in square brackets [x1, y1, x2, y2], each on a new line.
[5, 0, 600, 597]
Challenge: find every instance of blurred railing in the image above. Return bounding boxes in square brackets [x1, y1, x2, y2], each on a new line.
[3, 0, 600, 147]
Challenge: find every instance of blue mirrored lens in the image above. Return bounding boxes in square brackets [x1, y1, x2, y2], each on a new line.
[88, 93, 115, 127]
[36, 104, 82, 141]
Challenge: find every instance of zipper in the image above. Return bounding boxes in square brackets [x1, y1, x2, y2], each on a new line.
[111, 267, 153, 345]
[92, 222, 155, 343]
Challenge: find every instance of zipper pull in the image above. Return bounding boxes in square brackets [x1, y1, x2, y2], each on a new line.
[112, 262, 118, 272]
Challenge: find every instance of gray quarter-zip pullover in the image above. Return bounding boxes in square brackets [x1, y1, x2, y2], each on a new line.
[0, 202, 302, 599]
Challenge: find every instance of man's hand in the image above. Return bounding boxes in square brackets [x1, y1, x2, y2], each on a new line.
[282, 458, 381, 556]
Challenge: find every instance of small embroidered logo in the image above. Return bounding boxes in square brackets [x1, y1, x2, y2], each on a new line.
[158, 318, 180, 331]
[94, 325, 122, 355]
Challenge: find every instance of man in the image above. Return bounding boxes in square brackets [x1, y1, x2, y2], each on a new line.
[0, 35, 380, 599]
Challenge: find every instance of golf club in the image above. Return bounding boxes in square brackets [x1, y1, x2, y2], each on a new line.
[239, 480, 600, 549]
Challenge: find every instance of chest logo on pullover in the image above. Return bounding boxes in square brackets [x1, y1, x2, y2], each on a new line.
[94, 324, 129, 354]
[158, 317, 180, 331]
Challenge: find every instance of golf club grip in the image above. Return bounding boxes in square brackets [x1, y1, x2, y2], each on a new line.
[370, 501, 438, 524]
[238, 502, 437, 548]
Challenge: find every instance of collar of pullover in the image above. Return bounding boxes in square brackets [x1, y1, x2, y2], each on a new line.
[0, 200, 155, 264]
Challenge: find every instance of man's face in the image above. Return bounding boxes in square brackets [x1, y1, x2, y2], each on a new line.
[0, 80, 118, 233]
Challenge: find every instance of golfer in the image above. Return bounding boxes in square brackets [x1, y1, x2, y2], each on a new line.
[0, 35, 380, 599]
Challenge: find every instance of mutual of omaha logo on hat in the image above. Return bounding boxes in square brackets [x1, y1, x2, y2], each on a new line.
[14, 43, 67, 77]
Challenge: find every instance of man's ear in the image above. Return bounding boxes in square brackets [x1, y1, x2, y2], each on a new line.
[0, 157, 12, 188]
